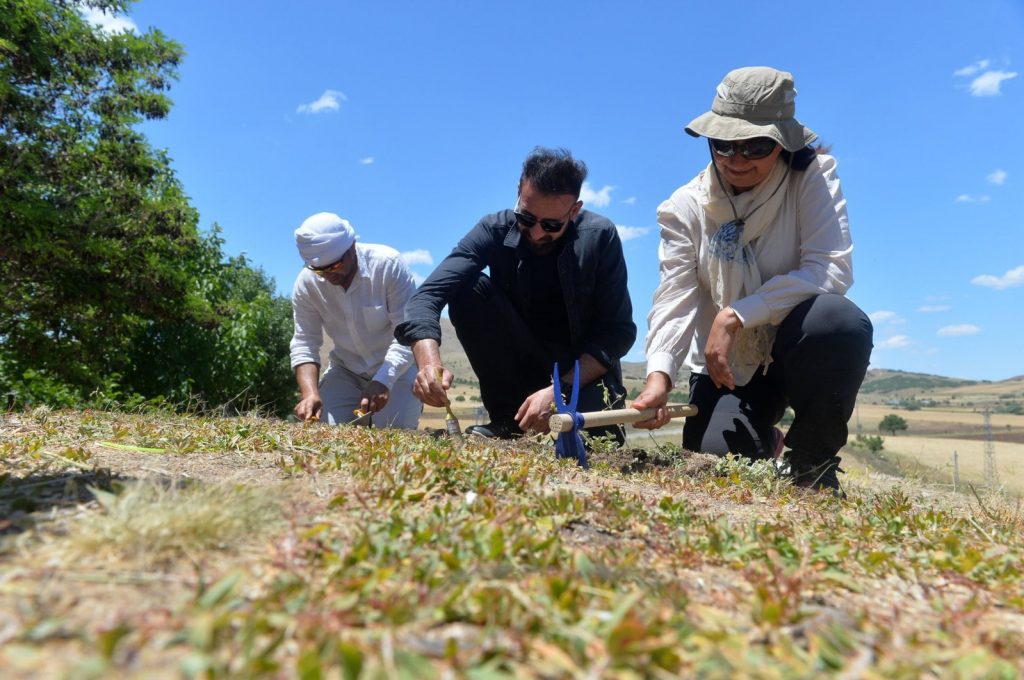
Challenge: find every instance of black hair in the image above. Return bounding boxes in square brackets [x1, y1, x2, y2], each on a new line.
[519, 147, 588, 198]
[781, 143, 831, 171]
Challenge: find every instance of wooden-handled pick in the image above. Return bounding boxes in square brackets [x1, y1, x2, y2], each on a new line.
[548, 403, 697, 433]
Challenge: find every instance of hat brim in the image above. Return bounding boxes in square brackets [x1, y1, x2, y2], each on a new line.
[685, 111, 816, 152]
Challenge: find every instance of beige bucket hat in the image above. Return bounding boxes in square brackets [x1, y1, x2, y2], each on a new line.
[685, 66, 817, 152]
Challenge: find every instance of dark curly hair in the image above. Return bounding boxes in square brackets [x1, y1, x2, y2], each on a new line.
[519, 147, 588, 198]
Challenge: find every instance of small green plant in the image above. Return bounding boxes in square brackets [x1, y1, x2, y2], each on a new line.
[851, 434, 885, 453]
[712, 454, 783, 494]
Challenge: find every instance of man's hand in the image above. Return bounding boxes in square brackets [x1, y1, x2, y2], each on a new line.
[515, 384, 556, 434]
[359, 380, 390, 413]
[632, 372, 671, 429]
[410, 339, 453, 407]
[294, 394, 323, 422]
[413, 365, 453, 408]
[294, 362, 323, 422]
[704, 307, 743, 390]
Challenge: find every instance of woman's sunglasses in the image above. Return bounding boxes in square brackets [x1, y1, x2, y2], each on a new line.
[514, 204, 576, 233]
[710, 137, 778, 160]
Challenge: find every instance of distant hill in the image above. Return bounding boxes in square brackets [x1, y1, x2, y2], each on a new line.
[859, 369, 978, 394]
[859, 369, 1023, 403]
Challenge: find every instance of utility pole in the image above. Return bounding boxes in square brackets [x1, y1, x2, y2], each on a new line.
[983, 408, 998, 489]
[952, 450, 960, 493]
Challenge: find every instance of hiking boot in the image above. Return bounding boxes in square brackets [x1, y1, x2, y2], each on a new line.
[464, 420, 523, 440]
[787, 454, 846, 499]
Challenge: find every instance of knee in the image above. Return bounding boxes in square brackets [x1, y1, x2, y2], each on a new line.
[784, 294, 873, 357]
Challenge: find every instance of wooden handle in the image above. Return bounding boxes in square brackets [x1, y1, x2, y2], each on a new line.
[548, 403, 698, 433]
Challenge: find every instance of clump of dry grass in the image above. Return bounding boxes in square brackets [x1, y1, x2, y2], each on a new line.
[63, 479, 280, 564]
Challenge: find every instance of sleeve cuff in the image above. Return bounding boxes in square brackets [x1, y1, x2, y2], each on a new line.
[730, 295, 771, 328]
[646, 352, 678, 384]
[290, 352, 320, 371]
[394, 318, 442, 347]
[371, 365, 398, 389]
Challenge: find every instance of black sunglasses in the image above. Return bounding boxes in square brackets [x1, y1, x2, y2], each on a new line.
[514, 204, 576, 233]
[710, 137, 778, 160]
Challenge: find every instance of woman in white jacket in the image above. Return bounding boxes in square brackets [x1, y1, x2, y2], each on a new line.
[633, 67, 872, 495]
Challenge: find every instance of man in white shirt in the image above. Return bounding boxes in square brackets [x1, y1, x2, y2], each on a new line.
[290, 212, 421, 428]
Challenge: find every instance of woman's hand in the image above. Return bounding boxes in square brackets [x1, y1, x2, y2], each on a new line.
[705, 307, 743, 390]
[632, 372, 672, 429]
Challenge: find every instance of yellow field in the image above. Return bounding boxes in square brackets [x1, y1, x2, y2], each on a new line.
[872, 434, 1024, 493]
[852, 402, 1022, 434]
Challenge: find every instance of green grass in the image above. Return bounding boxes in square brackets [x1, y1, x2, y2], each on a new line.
[1, 408, 1022, 678]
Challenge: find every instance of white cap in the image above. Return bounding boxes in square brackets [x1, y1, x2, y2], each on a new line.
[294, 212, 357, 267]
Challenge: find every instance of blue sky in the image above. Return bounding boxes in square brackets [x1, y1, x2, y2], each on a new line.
[89, 1, 1023, 381]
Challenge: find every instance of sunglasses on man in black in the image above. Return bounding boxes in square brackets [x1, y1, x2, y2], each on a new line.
[709, 137, 778, 160]
[513, 203, 576, 234]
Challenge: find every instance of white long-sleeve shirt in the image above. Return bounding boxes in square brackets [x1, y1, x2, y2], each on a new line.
[646, 154, 853, 383]
[290, 243, 416, 388]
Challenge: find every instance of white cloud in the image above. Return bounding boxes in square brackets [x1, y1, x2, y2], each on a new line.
[411, 272, 426, 286]
[615, 225, 650, 242]
[953, 59, 991, 77]
[986, 169, 1007, 185]
[971, 265, 1024, 290]
[622, 196, 637, 205]
[400, 249, 434, 266]
[580, 182, 614, 208]
[969, 70, 1017, 96]
[878, 335, 911, 349]
[869, 310, 904, 324]
[937, 324, 981, 337]
[955, 194, 990, 203]
[80, 7, 138, 33]
[917, 305, 950, 313]
[359, 157, 375, 165]
[297, 89, 346, 114]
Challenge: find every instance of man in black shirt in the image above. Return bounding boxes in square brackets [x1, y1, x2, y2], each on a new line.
[394, 147, 636, 442]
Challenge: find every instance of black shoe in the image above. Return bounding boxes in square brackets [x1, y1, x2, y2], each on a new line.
[464, 420, 522, 440]
[787, 454, 846, 499]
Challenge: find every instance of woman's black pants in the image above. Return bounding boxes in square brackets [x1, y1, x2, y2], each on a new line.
[683, 294, 873, 465]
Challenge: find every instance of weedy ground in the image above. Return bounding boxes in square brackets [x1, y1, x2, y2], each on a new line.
[1, 407, 1022, 679]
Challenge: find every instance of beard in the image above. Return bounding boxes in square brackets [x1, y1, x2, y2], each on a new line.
[525, 236, 558, 255]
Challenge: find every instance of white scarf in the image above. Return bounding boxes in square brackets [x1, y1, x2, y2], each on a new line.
[698, 157, 791, 385]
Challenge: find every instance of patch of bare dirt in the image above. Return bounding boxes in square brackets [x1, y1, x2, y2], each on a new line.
[590, 447, 720, 476]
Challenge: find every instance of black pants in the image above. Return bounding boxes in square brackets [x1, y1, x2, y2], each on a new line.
[683, 294, 872, 465]
[448, 273, 626, 444]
